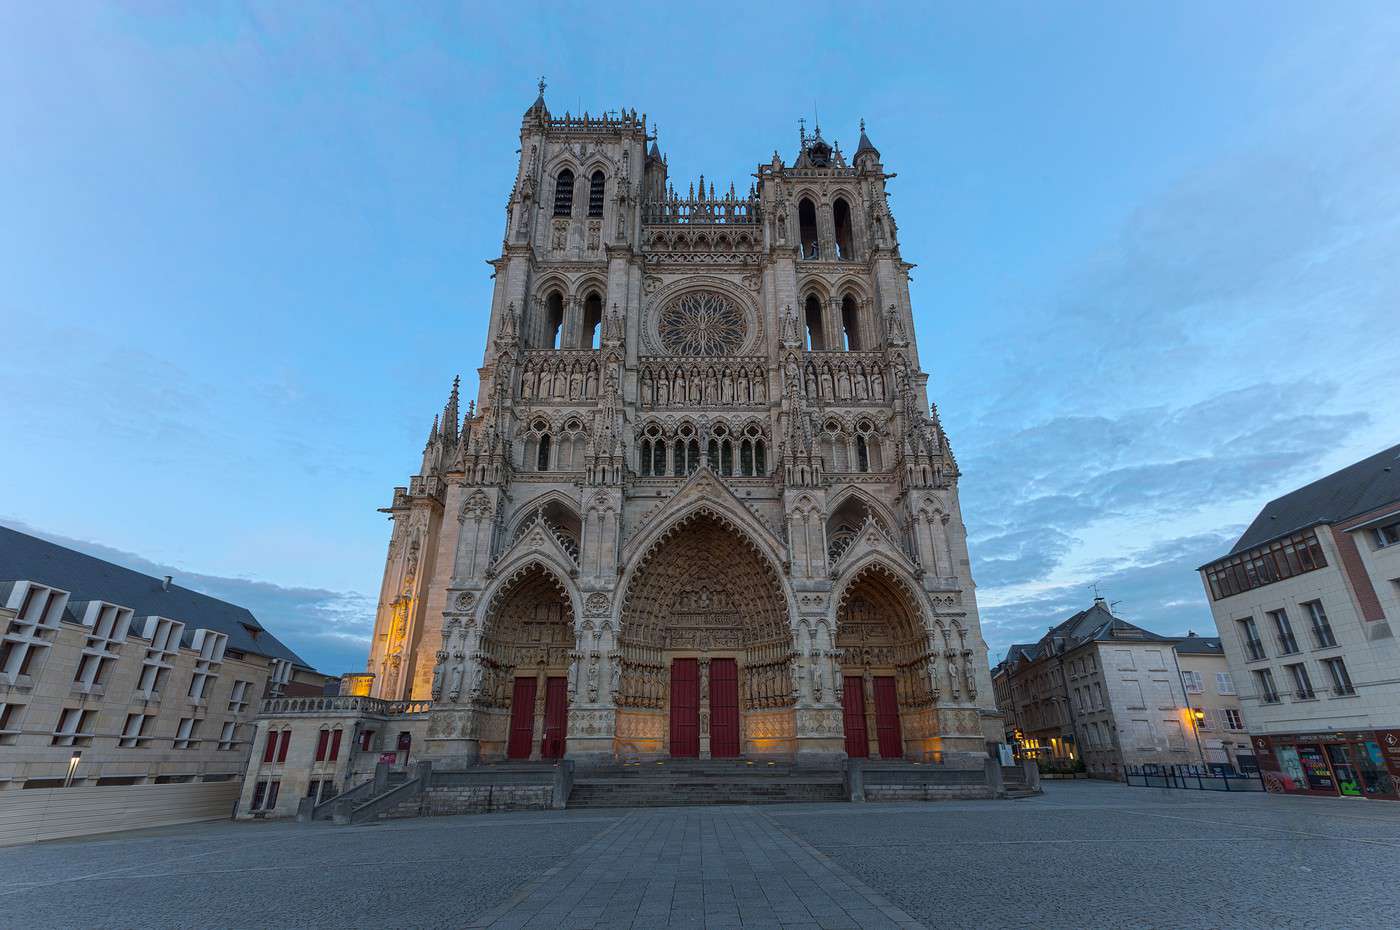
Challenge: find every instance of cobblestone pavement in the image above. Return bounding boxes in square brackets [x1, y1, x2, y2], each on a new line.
[3, 780, 1399, 928]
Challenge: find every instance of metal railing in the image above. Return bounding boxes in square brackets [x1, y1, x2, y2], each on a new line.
[1124, 764, 1265, 792]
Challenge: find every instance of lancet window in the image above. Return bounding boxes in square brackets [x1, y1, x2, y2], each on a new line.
[804, 295, 825, 351]
[841, 295, 861, 351]
[833, 197, 855, 260]
[588, 171, 605, 217]
[553, 169, 574, 216]
[798, 198, 819, 259]
[581, 291, 603, 350]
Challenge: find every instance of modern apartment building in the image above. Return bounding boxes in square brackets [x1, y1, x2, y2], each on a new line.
[0, 526, 329, 791]
[1199, 444, 1400, 800]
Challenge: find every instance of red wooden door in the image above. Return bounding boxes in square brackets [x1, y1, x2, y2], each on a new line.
[507, 677, 537, 760]
[842, 675, 869, 758]
[670, 658, 699, 757]
[541, 676, 568, 759]
[709, 659, 740, 758]
[874, 676, 903, 759]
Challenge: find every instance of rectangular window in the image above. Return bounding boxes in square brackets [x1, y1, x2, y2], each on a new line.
[1216, 671, 1236, 695]
[1372, 520, 1400, 548]
[328, 728, 343, 762]
[0, 702, 22, 744]
[1181, 670, 1203, 694]
[276, 729, 291, 763]
[359, 729, 375, 752]
[1268, 609, 1300, 655]
[173, 717, 201, 749]
[227, 680, 252, 714]
[261, 729, 278, 763]
[1236, 617, 1266, 661]
[118, 713, 151, 748]
[1202, 530, 1328, 599]
[1145, 649, 1166, 671]
[217, 721, 237, 750]
[1253, 669, 1281, 704]
[315, 729, 330, 762]
[1302, 600, 1337, 649]
[1195, 707, 1214, 730]
[1092, 683, 1103, 709]
[51, 708, 94, 746]
[1224, 708, 1244, 730]
[1, 581, 67, 683]
[1323, 657, 1356, 696]
[265, 780, 280, 810]
[1286, 663, 1316, 700]
[1114, 649, 1135, 671]
[135, 617, 184, 698]
[252, 780, 267, 810]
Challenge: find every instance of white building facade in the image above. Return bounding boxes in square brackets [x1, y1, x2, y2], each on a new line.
[1200, 444, 1400, 800]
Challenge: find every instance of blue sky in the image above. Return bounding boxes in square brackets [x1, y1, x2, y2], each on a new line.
[2, 3, 1398, 672]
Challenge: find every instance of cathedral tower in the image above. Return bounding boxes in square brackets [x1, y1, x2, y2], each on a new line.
[364, 88, 999, 766]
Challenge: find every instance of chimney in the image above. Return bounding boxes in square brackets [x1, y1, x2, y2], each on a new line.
[162, 576, 172, 591]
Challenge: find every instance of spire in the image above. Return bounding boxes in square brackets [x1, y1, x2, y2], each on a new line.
[441, 375, 461, 445]
[854, 118, 880, 163]
[425, 414, 440, 449]
[523, 75, 549, 120]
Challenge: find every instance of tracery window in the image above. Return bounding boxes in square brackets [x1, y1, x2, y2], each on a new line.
[588, 171, 605, 217]
[553, 169, 574, 216]
[657, 291, 747, 356]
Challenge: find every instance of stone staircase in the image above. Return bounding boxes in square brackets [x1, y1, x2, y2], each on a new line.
[567, 759, 847, 808]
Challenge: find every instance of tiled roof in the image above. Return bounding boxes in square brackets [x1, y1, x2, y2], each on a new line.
[0, 525, 312, 669]
[1231, 443, 1400, 554]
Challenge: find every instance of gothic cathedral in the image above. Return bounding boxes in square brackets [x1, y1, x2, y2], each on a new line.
[364, 88, 1000, 766]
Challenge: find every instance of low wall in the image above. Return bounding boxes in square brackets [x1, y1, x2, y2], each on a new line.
[0, 781, 241, 846]
[379, 784, 555, 819]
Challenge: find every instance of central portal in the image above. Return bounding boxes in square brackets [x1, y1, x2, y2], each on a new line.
[616, 513, 795, 759]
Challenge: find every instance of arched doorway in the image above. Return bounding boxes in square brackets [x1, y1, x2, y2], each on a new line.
[616, 514, 794, 759]
[478, 564, 575, 761]
[835, 565, 935, 760]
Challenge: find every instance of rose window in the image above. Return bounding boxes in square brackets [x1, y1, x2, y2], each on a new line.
[657, 292, 747, 356]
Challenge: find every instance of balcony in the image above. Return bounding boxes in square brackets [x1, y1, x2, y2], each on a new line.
[259, 695, 433, 718]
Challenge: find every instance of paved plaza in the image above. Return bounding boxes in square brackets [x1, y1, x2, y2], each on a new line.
[2, 780, 1398, 929]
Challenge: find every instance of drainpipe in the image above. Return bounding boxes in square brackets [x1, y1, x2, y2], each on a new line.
[1170, 649, 1208, 770]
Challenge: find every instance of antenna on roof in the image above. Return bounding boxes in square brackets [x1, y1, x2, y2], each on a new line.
[1110, 600, 1123, 611]
[1087, 581, 1102, 599]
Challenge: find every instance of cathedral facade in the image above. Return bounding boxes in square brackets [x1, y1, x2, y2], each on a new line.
[365, 88, 1000, 767]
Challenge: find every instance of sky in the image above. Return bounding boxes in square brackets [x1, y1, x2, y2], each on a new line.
[2, 3, 1398, 673]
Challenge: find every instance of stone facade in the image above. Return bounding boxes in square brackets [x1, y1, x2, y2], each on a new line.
[991, 600, 1206, 777]
[352, 90, 999, 770]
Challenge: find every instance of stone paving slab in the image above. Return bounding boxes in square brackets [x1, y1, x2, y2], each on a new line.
[3, 781, 1400, 928]
[465, 808, 923, 929]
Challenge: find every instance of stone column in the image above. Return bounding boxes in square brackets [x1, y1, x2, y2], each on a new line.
[699, 656, 711, 759]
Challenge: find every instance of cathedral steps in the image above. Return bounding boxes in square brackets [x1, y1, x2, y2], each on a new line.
[567, 760, 848, 807]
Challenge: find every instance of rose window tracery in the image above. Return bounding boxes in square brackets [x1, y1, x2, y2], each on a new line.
[657, 291, 747, 356]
